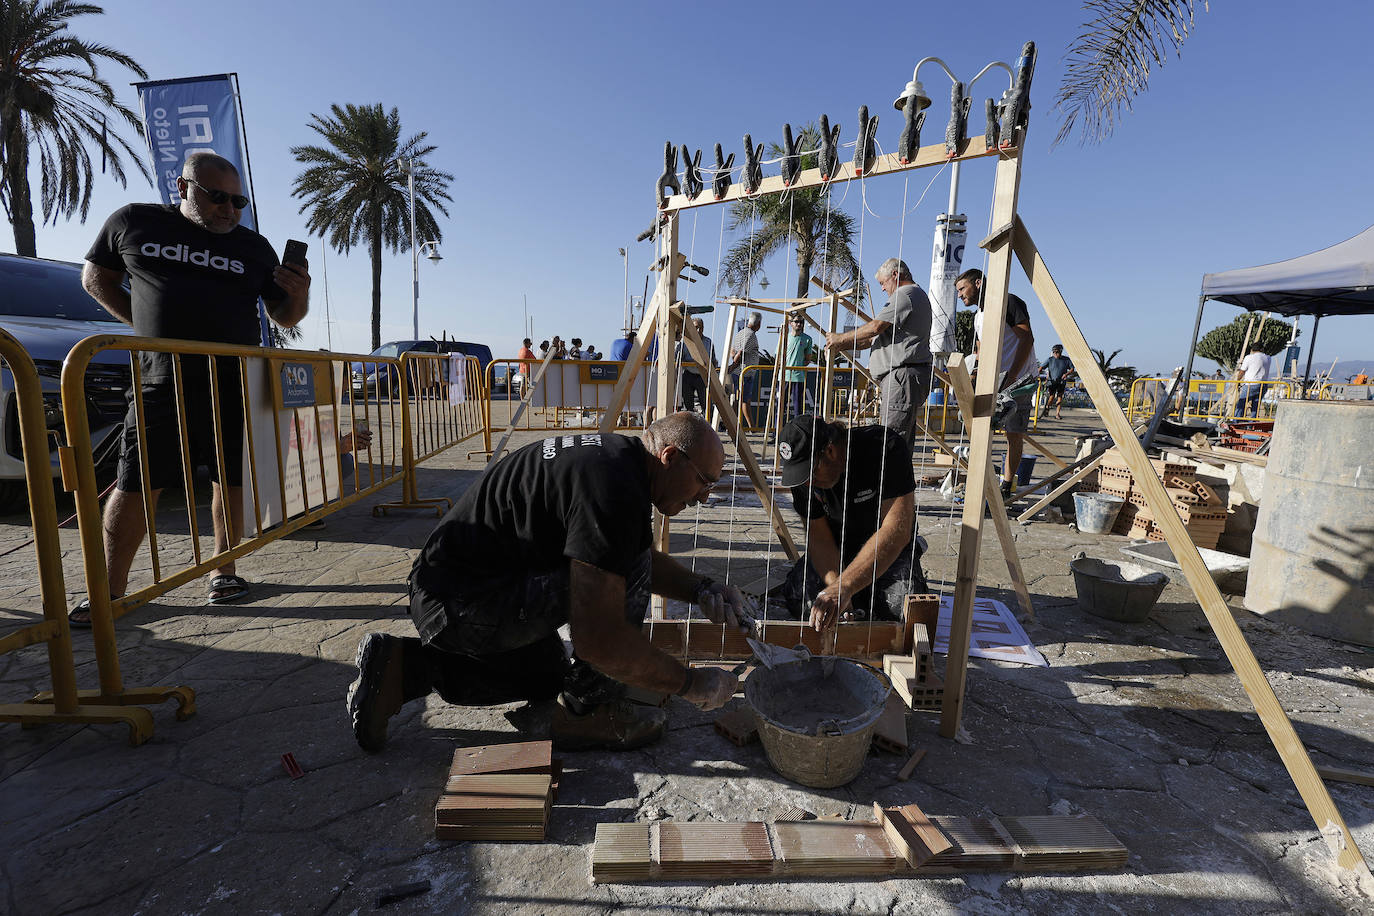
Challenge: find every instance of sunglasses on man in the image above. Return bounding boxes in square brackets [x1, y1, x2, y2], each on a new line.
[185, 178, 250, 210]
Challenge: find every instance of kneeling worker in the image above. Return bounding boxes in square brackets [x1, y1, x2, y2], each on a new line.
[348, 412, 747, 753]
[775, 415, 929, 630]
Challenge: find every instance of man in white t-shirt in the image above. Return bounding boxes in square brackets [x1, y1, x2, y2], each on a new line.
[1233, 344, 1272, 417]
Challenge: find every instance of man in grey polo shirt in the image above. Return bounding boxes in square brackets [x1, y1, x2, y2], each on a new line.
[823, 258, 932, 449]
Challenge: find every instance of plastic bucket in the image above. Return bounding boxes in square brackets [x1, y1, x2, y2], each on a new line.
[1073, 492, 1124, 534]
[744, 658, 890, 788]
[927, 388, 946, 406]
[1016, 455, 1037, 485]
[1070, 555, 1168, 622]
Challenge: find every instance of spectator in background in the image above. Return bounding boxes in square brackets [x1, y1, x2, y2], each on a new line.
[611, 331, 634, 361]
[784, 313, 817, 420]
[569, 338, 584, 359]
[539, 340, 550, 358]
[728, 311, 763, 426]
[517, 338, 535, 360]
[678, 318, 715, 414]
[1234, 344, 1271, 417]
[71, 151, 310, 623]
[551, 336, 568, 359]
[1038, 344, 1075, 420]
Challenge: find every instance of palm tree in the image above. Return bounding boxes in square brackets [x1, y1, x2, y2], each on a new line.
[1053, 1, 1206, 146]
[1091, 347, 1139, 389]
[718, 124, 863, 306]
[0, 0, 150, 256]
[290, 103, 452, 351]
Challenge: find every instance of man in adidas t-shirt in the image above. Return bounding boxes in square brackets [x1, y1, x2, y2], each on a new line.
[72, 152, 310, 622]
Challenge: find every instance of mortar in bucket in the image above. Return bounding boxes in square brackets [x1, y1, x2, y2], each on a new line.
[1073, 492, 1125, 534]
[1070, 554, 1168, 622]
[744, 657, 890, 788]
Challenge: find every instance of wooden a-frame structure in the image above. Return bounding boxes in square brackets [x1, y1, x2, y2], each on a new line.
[595, 115, 1368, 875]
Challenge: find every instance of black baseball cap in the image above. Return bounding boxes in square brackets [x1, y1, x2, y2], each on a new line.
[778, 414, 830, 487]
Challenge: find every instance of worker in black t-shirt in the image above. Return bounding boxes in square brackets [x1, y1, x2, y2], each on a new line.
[773, 415, 929, 630]
[70, 152, 310, 625]
[348, 412, 749, 754]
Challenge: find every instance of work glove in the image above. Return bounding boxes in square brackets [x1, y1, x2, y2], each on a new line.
[696, 579, 754, 633]
[681, 667, 738, 711]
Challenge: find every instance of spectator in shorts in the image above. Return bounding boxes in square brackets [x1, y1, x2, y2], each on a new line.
[72, 152, 310, 624]
[1039, 344, 1075, 420]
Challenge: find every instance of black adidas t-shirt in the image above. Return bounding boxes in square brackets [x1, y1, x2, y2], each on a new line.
[85, 203, 282, 381]
[789, 424, 915, 563]
[412, 433, 653, 597]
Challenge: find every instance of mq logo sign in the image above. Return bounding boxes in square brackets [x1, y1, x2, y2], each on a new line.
[278, 361, 317, 408]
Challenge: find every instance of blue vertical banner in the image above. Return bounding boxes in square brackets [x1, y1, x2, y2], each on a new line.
[133, 74, 272, 345]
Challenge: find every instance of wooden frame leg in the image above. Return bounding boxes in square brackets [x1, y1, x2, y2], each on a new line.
[1012, 216, 1369, 877]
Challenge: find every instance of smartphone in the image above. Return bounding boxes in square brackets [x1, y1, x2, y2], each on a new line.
[282, 239, 308, 268]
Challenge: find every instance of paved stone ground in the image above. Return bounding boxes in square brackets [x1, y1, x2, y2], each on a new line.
[1, 407, 1371, 915]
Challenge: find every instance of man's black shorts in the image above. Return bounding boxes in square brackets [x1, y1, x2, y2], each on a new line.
[117, 359, 245, 492]
[1046, 379, 1067, 397]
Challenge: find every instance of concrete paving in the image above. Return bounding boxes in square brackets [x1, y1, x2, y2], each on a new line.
[1, 407, 1371, 915]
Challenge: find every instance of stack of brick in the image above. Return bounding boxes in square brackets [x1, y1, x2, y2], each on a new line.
[1097, 450, 1226, 549]
[435, 740, 560, 841]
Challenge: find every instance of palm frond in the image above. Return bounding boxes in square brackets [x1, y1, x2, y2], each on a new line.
[1052, 0, 1206, 147]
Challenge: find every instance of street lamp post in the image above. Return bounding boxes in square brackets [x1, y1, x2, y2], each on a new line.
[402, 157, 442, 339]
[895, 57, 1014, 358]
[619, 247, 629, 333]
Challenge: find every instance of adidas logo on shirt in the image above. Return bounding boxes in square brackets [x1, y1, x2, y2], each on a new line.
[139, 242, 245, 274]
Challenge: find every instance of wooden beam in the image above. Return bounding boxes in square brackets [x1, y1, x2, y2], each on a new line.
[1015, 451, 1107, 523]
[811, 276, 873, 324]
[597, 291, 662, 435]
[1011, 217, 1369, 876]
[1318, 765, 1374, 788]
[940, 147, 1026, 739]
[663, 136, 1004, 211]
[681, 317, 799, 561]
[944, 356, 1034, 622]
[488, 348, 558, 463]
[1021, 434, 1069, 470]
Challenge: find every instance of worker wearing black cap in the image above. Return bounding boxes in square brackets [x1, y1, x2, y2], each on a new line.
[773, 414, 929, 631]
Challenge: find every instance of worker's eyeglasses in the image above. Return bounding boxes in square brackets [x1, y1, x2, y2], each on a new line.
[678, 451, 718, 492]
[185, 178, 250, 210]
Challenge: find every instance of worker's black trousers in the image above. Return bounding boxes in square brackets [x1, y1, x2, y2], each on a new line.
[404, 550, 653, 709]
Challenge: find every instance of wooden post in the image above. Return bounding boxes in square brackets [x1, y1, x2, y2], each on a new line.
[943, 357, 1034, 621]
[938, 147, 1025, 739]
[596, 296, 661, 435]
[823, 291, 839, 418]
[1012, 217, 1369, 876]
[681, 318, 799, 561]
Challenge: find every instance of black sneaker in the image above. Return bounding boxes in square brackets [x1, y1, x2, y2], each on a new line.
[1000, 479, 1016, 502]
[550, 696, 667, 751]
[347, 633, 407, 753]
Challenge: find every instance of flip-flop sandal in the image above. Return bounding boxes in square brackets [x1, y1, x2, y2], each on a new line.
[68, 595, 121, 629]
[207, 575, 252, 606]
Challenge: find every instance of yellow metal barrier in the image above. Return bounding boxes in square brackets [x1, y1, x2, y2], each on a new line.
[0, 330, 164, 744]
[1127, 377, 1296, 423]
[480, 357, 654, 454]
[374, 351, 485, 515]
[54, 336, 408, 732]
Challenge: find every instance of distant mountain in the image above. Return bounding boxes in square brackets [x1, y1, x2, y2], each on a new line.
[1312, 358, 1373, 381]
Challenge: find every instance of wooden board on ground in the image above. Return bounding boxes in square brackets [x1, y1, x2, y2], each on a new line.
[437, 774, 552, 824]
[449, 740, 553, 777]
[876, 802, 953, 867]
[591, 823, 653, 882]
[657, 822, 775, 879]
[775, 821, 899, 876]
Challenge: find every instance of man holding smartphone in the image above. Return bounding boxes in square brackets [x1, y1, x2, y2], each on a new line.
[72, 151, 310, 622]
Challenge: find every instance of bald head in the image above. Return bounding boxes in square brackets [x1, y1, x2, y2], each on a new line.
[182, 151, 239, 181]
[644, 411, 719, 458]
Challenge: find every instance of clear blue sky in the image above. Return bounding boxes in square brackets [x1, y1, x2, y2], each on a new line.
[14, 0, 1374, 374]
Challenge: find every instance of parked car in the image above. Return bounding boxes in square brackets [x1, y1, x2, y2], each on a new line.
[0, 253, 135, 511]
[350, 339, 493, 398]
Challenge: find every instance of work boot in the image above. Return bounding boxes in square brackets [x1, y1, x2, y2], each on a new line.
[347, 632, 429, 753]
[1000, 479, 1015, 502]
[550, 695, 667, 751]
